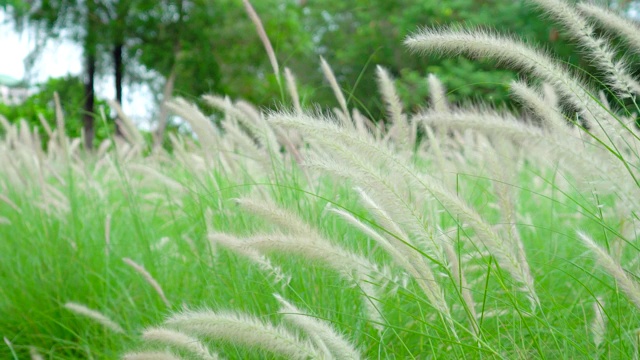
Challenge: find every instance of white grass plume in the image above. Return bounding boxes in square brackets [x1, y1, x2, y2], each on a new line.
[209, 230, 387, 332]
[208, 232, 291, 286]
[242, 0, 280, 86]
[110, 100, 146, 146]
[271, 112, 538, 308]
[142, 327, 219, 360]
[164, 309, 321, 359]
[404, 26, 619, 143]
[166, 98, 221, 155]
[376, 66, 410, 148]
[591, 297, 607, 349]
[234, 196, 317, 236]
[29, 346, 44, 360]
[320, 56, 352, 128]
[578, 2, 640, 55]
[53, 92, 67, 154]
[427, 73, 450, 113]
[122, 351, 185, 360]
[275, 294, 361, 359]
[63, 302, 124, 333]
[285, 67, 302, 114]
[530, 0, 640, 97]
[202, 95, 279, 153]
[122, 258, 171, 308]
[577, 231, 640, 310]
[328, 197, 452, 328]
[509, 80, 566, 131]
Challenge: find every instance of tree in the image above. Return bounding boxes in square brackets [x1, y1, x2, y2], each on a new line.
[1, 0, 111, 148]
[0, 75, 111, 144]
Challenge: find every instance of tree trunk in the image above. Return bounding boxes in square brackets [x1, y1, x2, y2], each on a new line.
[113, 42, 124, 136]
[83, 0, 98, 150]
[83, 52, 96, 150]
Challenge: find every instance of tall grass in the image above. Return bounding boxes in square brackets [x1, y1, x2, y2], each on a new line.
[0, 0, 639, 358]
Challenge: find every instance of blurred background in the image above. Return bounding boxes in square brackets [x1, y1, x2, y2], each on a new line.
[0, 0, 639, 148]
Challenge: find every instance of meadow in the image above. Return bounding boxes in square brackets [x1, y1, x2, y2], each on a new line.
[1, 0, 640, 358]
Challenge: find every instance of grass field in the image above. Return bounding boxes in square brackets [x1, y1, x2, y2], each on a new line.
[1, 1, 640, 359]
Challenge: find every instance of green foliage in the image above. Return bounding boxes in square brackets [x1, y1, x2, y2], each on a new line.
[0, 76, 111, 143]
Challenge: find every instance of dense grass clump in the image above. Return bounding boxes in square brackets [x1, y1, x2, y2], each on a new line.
[1, 0, 639, 358]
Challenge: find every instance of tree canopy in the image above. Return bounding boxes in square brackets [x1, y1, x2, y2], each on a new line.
[1, 0, 639, 147]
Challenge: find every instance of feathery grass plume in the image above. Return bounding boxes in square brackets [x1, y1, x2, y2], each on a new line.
[219, 115, 265, 165]
[243, 0, 280, 86]
[591, 297, 607, 350]
[530, 0, 640, 97]
[122, 351, 185, 360]
[351, 107, 373, 138]
[415, 108, 606, 182]
[272, 114, 437, 256]
[122, 258, 171, 308]
[327, 205, 411, 295]
[209, 231, 387, 329]
[273, 114, 460, 329]
[404, 26, 620, 144]
[421, 123, 448, 178]
[29, 346, 44, 360]
[202, 95, 280, 154]
[351, 188, 455, 331]
[37, 113, 53, 139]
[274, 294, 362, 360]
[166, 98, 221, 156]
[577, 231, 640, 310]
[376, 66, 410, 148]
[142, 327, 219, 360]
[110, 100, 146, 146]
[164, 309, 321, 359]
[285, 67, 302, 114]
[427, 73, 450, 113]
[485, 138, 538, 311]
[63, 302, 125, 333]
[578, 2, 640, 55]
[127, 164, 186, 194]
[320, 56, 352, 128]
[96, 138, 113, 159]
[209, 232, 291, 286]
[53, 92, 68, 155]
[272, 112, 539, 308]
[234, 197, 317, 236]
[541, 82, 559, 108]
[509, 80, 566, 131]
